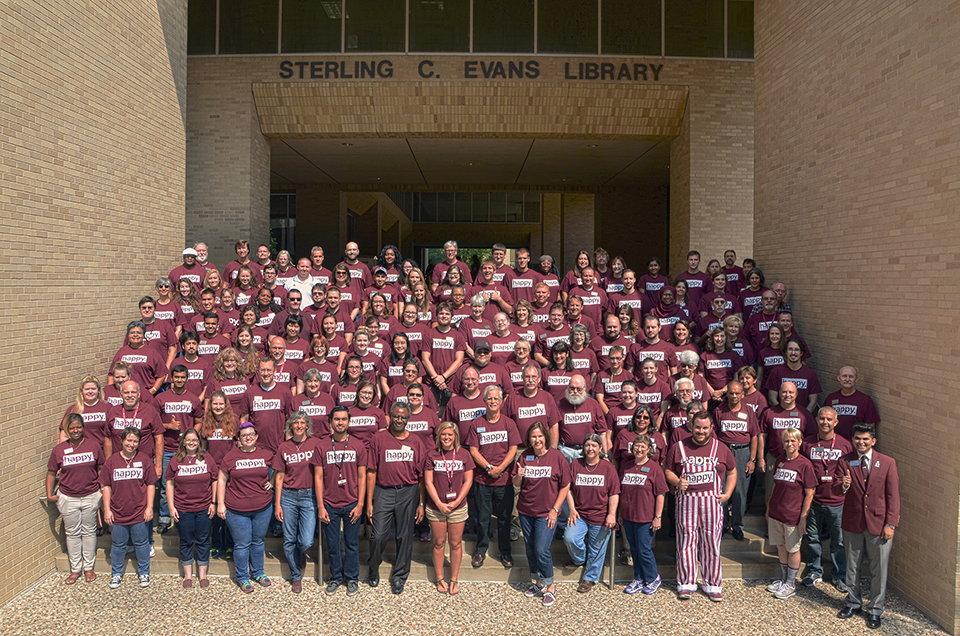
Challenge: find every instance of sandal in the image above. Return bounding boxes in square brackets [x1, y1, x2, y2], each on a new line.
[65, 572, 81, 585]
[84, 571, 97, 583]
[449, 580, 460, 595]
[436, 578, 449, 594]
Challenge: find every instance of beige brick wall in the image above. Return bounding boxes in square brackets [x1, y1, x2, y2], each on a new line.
[0, 0, 186, 605]
[755, 2, 960, 632]
[669, 61, 754, 278]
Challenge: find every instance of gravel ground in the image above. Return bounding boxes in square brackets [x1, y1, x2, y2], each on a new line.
[0, 574, 945, 636]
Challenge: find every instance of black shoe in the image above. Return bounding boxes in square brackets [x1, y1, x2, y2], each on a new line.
[866, 615, 881, 629]
[156, 523, 170, 535]
[368, 572, 380, 588]
[732, 527, 744, 541]
[391, 579, 405, 595]
[837, 606, 862, 620]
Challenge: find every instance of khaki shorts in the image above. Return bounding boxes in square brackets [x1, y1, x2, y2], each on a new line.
[767, 517, 803, 552]
[425, 504, 468, 524]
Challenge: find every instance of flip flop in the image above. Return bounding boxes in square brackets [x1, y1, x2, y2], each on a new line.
[449, 580, 460, 595]
[436, 578, 448, 593]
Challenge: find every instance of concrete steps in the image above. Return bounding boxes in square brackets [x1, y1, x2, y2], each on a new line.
[55, 508, 804, 584]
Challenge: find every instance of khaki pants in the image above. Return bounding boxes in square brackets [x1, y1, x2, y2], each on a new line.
[58, 491, 103, 572]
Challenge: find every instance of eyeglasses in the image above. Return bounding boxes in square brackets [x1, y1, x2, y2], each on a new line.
[289, 298, 302, 302]
[239, 432, 256, 439]
[569, 386, 585, 392]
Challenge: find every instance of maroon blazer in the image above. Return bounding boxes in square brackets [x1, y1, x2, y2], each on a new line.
[833, 450, 900, 536]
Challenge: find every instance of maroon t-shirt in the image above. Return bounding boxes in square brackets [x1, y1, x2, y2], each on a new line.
[613, 428, 667, 467]
[296, 392, 337, 439]
[156, 390, 203, 452]
[61, 401, 111, 448]
[346, 403, 388, 449]
[48, 439, 104, 497]
[322, 333, 350, 366]
[197, 334, 233, 361]
[535, 325, 571, 360]
[239, 384, 295, 455]
[607, 290, 648, 324]
[741, 390, 769, 417]
[540, 273, 561, 304]
[663, 438, 736, 495]
[763, 365, 822, 408]
[823, 390, 880, 441]
[283, 337, 312, 363]
[504, 359, 539, 394]
[590, 335, 632, 374]
[485, 331, 519, 366]
[422, 327, 467, 385]
[271, 359, 301, 395]
[221, 446, 274, 512]
[515, 449, 571, 517]
[508, 269, 542, 304]
[330, 382, 359, 407]
[542, 368, 576, 402]
[139, 319, 179, 354]
[431, 260, 474, 287]
[106, 403, 164, 459]
[376, 356, 419, 388]
[272, 437, 320, 490]
[801, 434, 853, 506]
[629, 340, 676, 385]
[316, 436, 368, 508]
[296, 359, 337, 394]
[504, 390, 561, 441]
[423, 448, 475, 510]
[618, 457, 669, 524]
[449, 362, 513, 397]
[759, 405, 817, 458]
[661, 403, 689, 436]
[109, 345, 167, 391]
[389, 322, 429, 357]
[206, 376, 250, 414]
[179, 356, 212, 399]
[675, 271, 711, 307]
[403, 406, 442, 448]
[559, 271, 582, 295]
[199, 425, 236, 468]
[711, 404, 760, 447]
[745, 311, 780, 352]
[568, 286, 607, 327]
[697, 292, 741, 317]
[164, 454, 219, 512]
[635, 379, 671, 420]
[442, 393, 487, 440]
[593, 369, 632, 410]
[529, 302, 552, 326]
[557, 398, 608, 446]
[367, 431, 425, 487]
[569, 458, 620, 526]
[569, 347, 600, 377]
[169, 264, 205, 292]
[153, 300, 183, 328]
[768, 455, 817, 526]
[464, 415, 521, 487]
[99, 452, 158, 525]
[457, 318, 491, 350]
[701, 351, 740, 391]
[605, 403, 638, 436]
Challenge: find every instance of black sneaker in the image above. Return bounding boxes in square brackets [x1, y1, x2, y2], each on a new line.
[325, 580, 341, 595]
[346, 580, 359, 596]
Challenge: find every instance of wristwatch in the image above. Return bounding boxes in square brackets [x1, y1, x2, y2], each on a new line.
[655, 515, 662, 519]
[485, 464, 494, 472]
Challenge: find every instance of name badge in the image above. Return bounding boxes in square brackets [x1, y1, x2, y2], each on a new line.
[849, 460, 860, 466]
[133, 462, 142, 467]
[401, 446, 411, 453]
[790, 411, 799, 416]
[821, 476, 833, 482]
[477, 427, 486, 433]
[445, 492, 457, 500]
[337, 478, 347, 486]
[737, 412, 747, 419]
[640, 466, 650, 473]
[526, 456, 535, 461]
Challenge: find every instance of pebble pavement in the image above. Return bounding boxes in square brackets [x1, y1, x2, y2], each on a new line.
[0, 574, 945, 636]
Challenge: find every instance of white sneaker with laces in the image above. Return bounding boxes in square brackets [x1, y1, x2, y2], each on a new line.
[766, 580, 783, 594]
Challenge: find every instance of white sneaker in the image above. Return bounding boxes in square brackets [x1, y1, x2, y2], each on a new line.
[139, 574, 150, 588]
[766, 580, 783, 594]
[149, 546, 156, 558]
[109, 575, 122, 589]
[773, 583, 796, 599]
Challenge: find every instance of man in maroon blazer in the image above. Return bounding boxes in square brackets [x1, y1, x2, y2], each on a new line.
[833, 423, 900, 630]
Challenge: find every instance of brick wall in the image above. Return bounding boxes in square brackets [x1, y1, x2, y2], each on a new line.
[0, 0, 186, 604]
[755, 1, 960, 632]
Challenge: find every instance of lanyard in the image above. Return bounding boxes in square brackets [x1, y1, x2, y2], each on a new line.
[443, 449, 456, 492]
[334, 435, 349, 482]
[121, 405, 139, 430]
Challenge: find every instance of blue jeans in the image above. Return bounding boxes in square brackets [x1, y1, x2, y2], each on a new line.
[224, 504, 272, 582]
[280, 488, 317, 581]
[158, 450, 176, 522]
[563, 519, 611, 583]
[806, 501, 845, 580]
[110, 521, 150, 577]
[176, 510, 212, 565]
[324, 502, 361, 582]
[623, 519, 658, 583]
[519, 514, 556, 586]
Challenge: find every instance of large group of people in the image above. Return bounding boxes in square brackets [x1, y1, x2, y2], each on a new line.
[47, 239, 899, 626]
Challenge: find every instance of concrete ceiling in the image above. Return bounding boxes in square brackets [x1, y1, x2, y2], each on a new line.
[270, 137, 670, 189]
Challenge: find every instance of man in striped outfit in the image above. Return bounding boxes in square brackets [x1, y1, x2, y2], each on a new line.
[664, 410, 738, 601]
